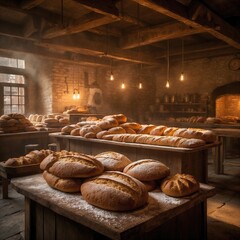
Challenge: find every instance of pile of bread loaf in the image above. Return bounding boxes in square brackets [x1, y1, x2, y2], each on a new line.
[29, 114, 69, 128]
[168, 116, 240, 124]
[60, 113, 216, 148]
[4, 149, 53, 166]
[40, 150, 200, 212]
[0, 114, 37, 133]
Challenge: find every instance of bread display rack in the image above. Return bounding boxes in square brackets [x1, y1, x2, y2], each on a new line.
[50, 132, 220, 183]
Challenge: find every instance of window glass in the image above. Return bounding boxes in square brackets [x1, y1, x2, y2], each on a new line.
[19, 96, 25, 104]
[0, 74, 25, 84]
[4, 105, 11, 114]
[11, 96, 18, 104]
[0, 56, 25, 69]
[4, 96, 11, 104]
[4, 86, 10, 95]
[11, 87, 18, 95]
[19, 87, 25, 95]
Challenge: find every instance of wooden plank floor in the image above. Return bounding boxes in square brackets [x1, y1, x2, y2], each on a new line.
[0, 156, 240, 240]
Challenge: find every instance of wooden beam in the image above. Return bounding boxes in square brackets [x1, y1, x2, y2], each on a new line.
[0, 35, 110, 67]
[72, 0, 119, 17]
[21, 0, 44, 9]
[0, 66, 26, 75]
[120, 22, 205, 49]
[132, 0, 240, 49]
[36, 37, 160, 65]
[42, 12, 119, 39]
[23, 16, 38, 37]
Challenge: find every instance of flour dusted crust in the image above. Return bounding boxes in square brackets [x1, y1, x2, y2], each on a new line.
[43, 171, 81, 193]
[81, 171, 148, 211]
[41, 153, 104, 178]
[123, 159, 170, 181]
[161, 173, 200, 197]
[95, 151, 132, 171]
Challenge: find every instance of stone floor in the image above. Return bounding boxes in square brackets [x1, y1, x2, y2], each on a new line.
[0, 156, 240, 240]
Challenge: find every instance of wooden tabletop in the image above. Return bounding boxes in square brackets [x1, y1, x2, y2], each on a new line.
[212, 128, 240, 137]
[50, 132, 220, 153]
[12, 174, 215, 240]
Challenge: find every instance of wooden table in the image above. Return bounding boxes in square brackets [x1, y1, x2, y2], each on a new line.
[212, 128, 240, 174]
[50, 133, 219, 183]
[11, 174, 215, 240]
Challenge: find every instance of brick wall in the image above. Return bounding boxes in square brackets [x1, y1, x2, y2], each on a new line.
[156, 55, 240, 96]
[216, 95, 240, 118]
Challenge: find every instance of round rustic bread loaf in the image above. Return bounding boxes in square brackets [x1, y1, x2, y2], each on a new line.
[43, 171, 82, 193]
[96, 117, 118, 130]
[81, 171, 148, 211]
[123, 159, 170, 181]
[103, 114, 127, 124]
[48, 154, 104, 178]
[161, 173, 200, 197]
[95, 151, 132, 171]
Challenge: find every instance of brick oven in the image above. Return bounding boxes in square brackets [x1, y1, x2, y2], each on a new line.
[211, 81, 240, 118]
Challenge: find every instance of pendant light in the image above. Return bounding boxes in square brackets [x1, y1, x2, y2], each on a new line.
[137, 3, 143, 90]
[138, 63, 143, 89]
[121, 81, 125, 89]
[166, 40, 170, 88]
[110, 59, 114, 81]
[180, 38, 184, 82]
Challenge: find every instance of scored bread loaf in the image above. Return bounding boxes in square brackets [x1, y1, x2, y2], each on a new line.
[149, 125, 167, 136]
[47, 154, 104, 178]
[96, 117, 118, 130]
[81, 171, 148, 211]
[173, 128, 216, 143]
[142, 180, 157, 192]
[137, 125, 156, 134]
[107, 126, 126, 134]
[5, 149, 53, 166]
[123, 159, 170, 181]
[120, 122, 142, 131]
[161, 173, 200, 197]
[43, 171, 81, 193]
[103, 114, 127, 124]
[95, 151, 132, 171]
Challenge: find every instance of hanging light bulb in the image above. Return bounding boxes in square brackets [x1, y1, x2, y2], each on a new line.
[180, 38, 184, 82]
[110, 71, 114, 81]
[166, 40, 170, 88]
[121, 82, 125, 89]
[180, 72, 184, 82]
[139, 82, 142, 89]
[73, 90, 77, 100]
[166, 80, 170, 88]
[77, 91, 80, 99]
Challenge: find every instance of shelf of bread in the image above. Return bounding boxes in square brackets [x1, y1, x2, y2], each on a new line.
[55, 113, 218, 150]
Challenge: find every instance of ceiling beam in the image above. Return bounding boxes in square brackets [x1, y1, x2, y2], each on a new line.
[132, 0, 240, 49]
[36, 37, 160, 65]
[21, 0, 44, 9]
[42, 12, 119, 39]
[73, 0, 119, 17]
[120, 22, 205, 49]
[0, 35, 110, 67]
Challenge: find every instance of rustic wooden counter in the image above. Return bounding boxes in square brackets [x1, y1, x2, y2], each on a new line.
[50, 133, 219, 183]
[11, 174, 215, 240]
[212, 128, 240, 174]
